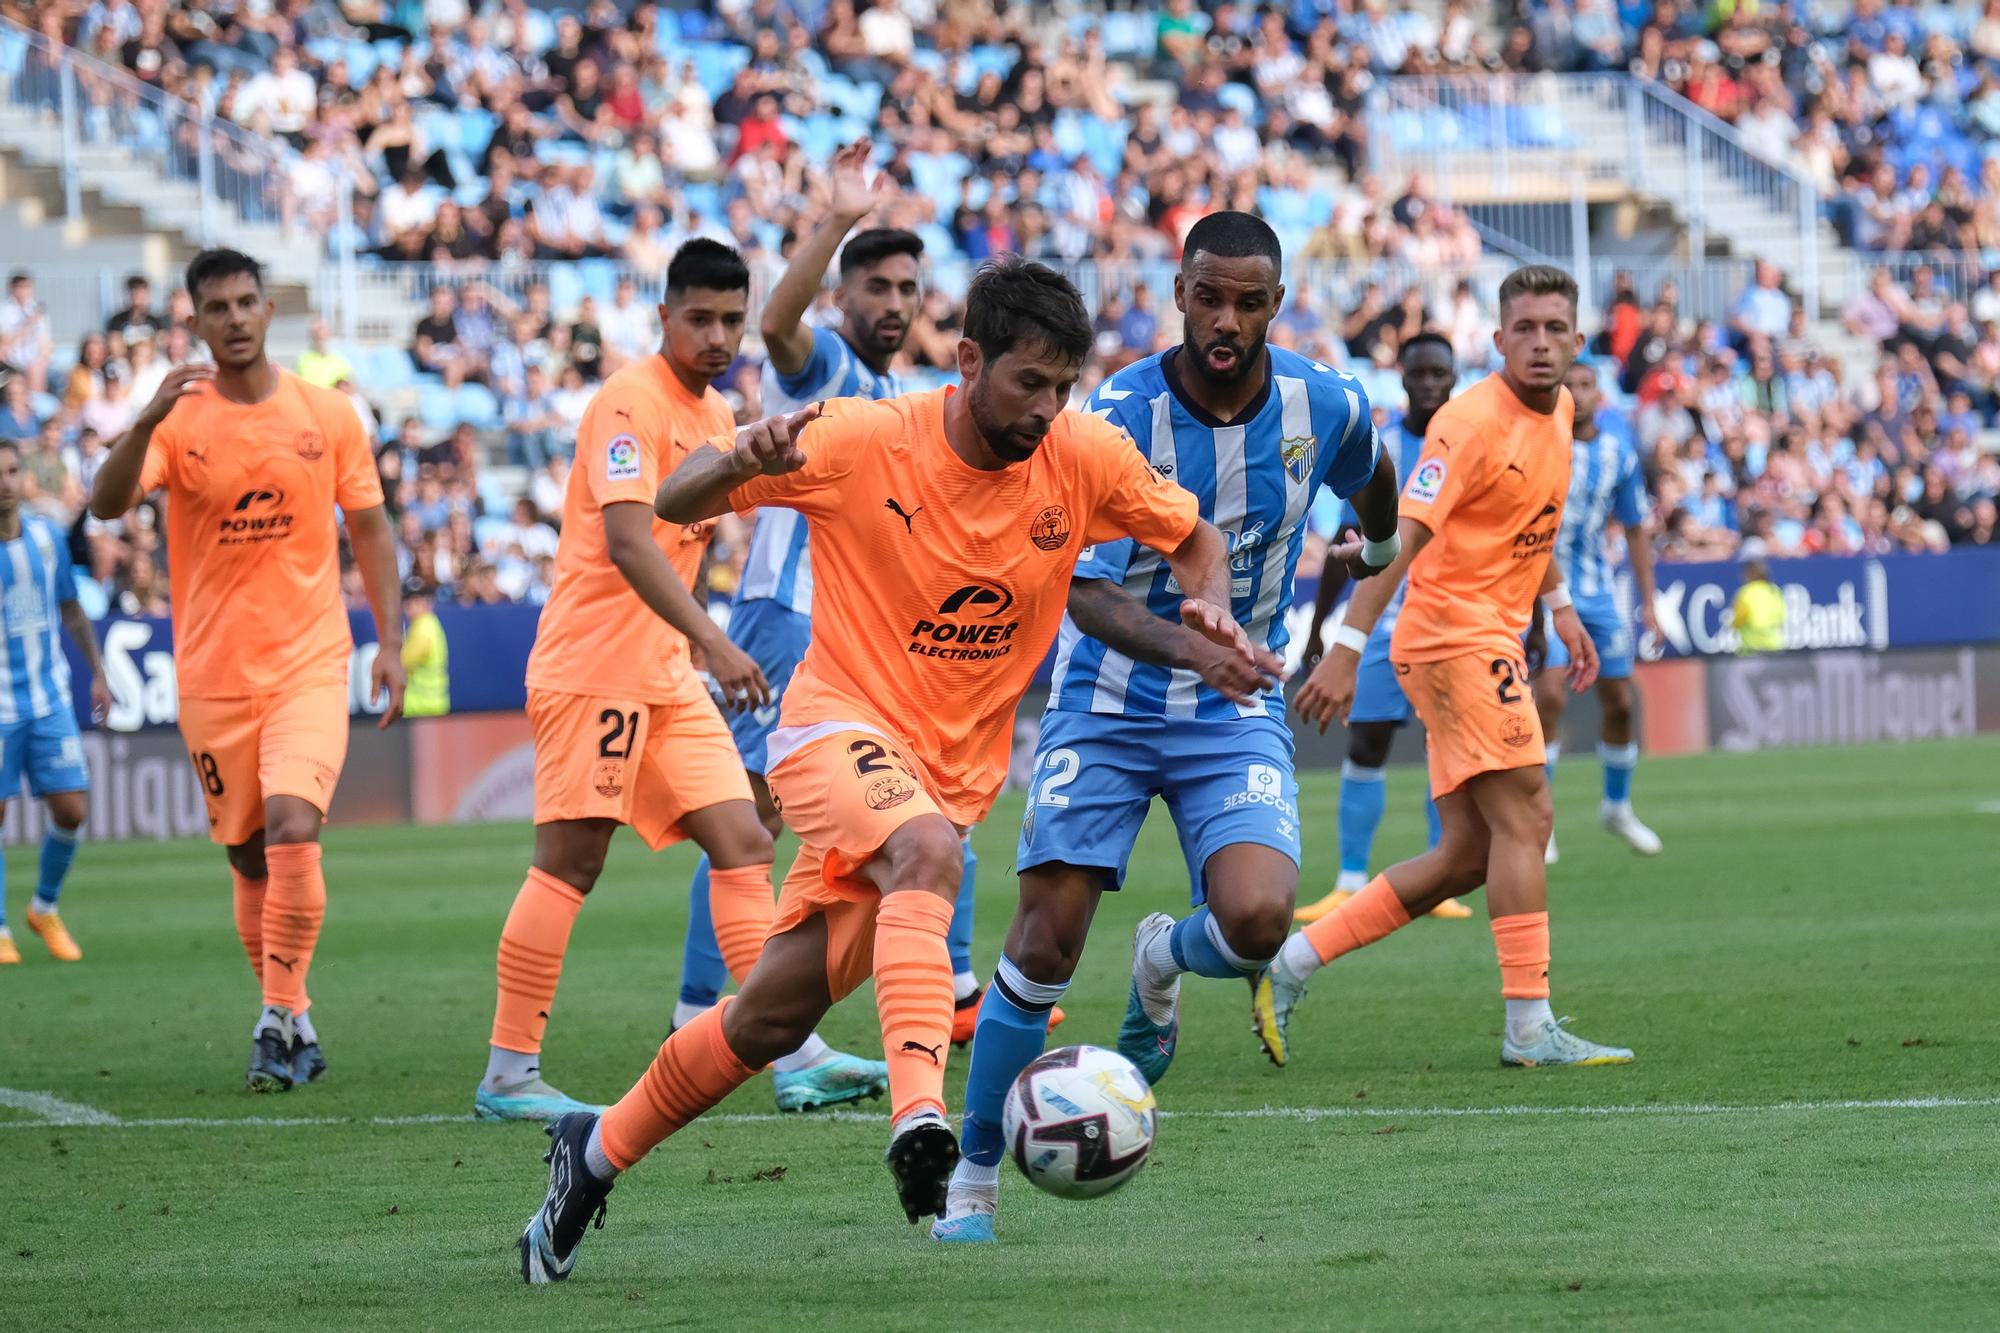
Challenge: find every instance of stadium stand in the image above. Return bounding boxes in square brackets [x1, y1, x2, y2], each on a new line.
[0, 0, 1994, 613]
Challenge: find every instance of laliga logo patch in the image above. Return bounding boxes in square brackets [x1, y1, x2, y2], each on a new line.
[1406, 457, 1446, 503]
[606, 433, 642, 482]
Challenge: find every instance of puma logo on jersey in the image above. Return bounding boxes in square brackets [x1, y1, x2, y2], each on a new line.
[885, 497, 923, 532]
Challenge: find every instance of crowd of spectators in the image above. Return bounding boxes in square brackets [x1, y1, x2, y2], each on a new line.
[4, 0, 1998, 619]
[1516, 0, 2000, 265]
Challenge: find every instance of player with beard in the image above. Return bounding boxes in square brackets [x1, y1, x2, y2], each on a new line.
[89, 248, 406, 1091]
[675, 141, 1047, 1088]
[515, 256, 1251, 1282]
[936, 213, 1402, 1243]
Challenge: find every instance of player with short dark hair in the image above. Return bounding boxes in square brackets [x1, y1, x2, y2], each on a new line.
[477, 240, 880, 1123]
[1291, 330, 1473, 925]
[514, 254, 1255, 1283]
[89, 247, 407, 1091]
[676, 143, 1038, 1076]
[1533, 357, 1662, 862]
[1265, 265, 1634, 1070]
[0, 438, 113, 966]
[936, 213, 1401, 1242]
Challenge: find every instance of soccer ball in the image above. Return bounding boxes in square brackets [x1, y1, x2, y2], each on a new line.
[1002, 1045, 1157, 1200]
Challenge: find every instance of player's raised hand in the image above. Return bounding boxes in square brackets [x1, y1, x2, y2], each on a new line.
[1552, 603, 1599, 694]
[1293, 645, 1359, 735]
[134, 362, 214, 430]
[736, 403, 821, 476]
[371, 646, 407, 729]
[705, 636, 772, 713]
[827, 138, 896, 222]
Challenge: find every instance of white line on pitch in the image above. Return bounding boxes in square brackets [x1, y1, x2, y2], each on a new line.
[2, 1093, 1998, 1132]
[0, 1088, 119, 1125]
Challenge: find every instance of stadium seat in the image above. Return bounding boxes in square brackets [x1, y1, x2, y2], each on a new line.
[417, 384, 457, 431]
[458, 108, 499, 160]
[546, 265, 585, 317]
[365, 345, 416, 392]
[455, 383, 501, 430]
[578, 259, 619, 307]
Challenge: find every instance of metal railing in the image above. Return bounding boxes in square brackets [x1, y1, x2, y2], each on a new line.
[0, 15, 313, 248]
[1370, 73, 1822, 319]
[314, 254, 1503, 351]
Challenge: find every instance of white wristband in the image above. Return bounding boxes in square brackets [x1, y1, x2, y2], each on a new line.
[1541, 585, 1573, 611]
[1361, 532, 1401, 567]
[1332, 624, 1370, 654]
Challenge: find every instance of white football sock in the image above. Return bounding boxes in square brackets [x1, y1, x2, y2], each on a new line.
[671, 998, 713, 1031]
[292, 1008, 318, 1045]
[483, 1045, 541, 1092]
[1278, 931, 1323, 980]
[1506, 997, 1556, 1045]
[769, 1031, 832, 1074]
[953, 970, 980, 1002]
[582, 1120, 619, 1182]
[255, 1005, 294, 1040]
[1335, 869, 1369, 893]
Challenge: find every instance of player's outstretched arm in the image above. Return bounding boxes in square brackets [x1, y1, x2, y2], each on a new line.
[58, 599, 114, 723]
[655, 405, 822, 525]
[1341, 446, 1402, 579]
[1294, 516, 1433, 733]
[761, 139, 896, 377]
[603, 502, 770, 711]
[89, 362, 214, 519]
[1067, 577, 1281, 706]
[347, 503, 407, 728]
[1157, 519, 1268, 677]
[1541, 569, 1599, 694]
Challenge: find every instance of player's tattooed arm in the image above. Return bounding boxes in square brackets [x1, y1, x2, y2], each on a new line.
[1068, 578, 1280, 705]
[655, 405, 822, 524]
[58, 600, 114, 723]
[1157, 519, 1273, 684]
[761, 139, 895, 376]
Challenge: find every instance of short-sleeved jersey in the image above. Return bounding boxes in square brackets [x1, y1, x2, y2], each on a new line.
[1392, 374, 1574, 663]
[1343, 415, 1430, 646]
[1050, 346, 1378, 721]
[729, 388, 1199, 825]
[739, 327, 906, 615]
[141, 368, 383, 699]
[0, 512, 78, 722]
[527, 356, 735, 702]
[1554, 412, 1646, 600]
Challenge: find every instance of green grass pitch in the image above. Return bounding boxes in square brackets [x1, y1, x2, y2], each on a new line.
[4, 736, 1998, 1330]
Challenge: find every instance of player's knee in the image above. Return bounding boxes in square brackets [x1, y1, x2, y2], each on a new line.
[263, 801, 321, 847]
[884, 820, 965, 898]
[47, 793, 87, 830]
[227, 839, 267, 881]
[1211, 894, 1290, 965]
[707, 815, 775, 869]
[1009, 906, 1087, 983]
[1599, 680, 1634, 729]
[721, 989, 817, 1067]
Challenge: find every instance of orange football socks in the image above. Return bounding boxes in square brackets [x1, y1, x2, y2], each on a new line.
[260, 843, 325, 1015]
[491, 868, 586, 1054]
[599, 1000, 756, 1171]
[1491, 911, 1551, 999]
[873, 890, 956, 1122]
[1300, 874, 1412, 966]
[231, 867, 267, 985]
[705, 862, 777, 983]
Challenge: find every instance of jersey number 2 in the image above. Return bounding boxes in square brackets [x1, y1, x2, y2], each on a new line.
[1489, 658, 1526, 705]
[598, 709, 640, 759]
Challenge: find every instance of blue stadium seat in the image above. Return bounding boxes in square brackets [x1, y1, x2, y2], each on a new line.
[0, 32, 27, 82]
[343, 41, 379, 85]
[687, 42, 750, 98]
[473, 515, 510, 552]
[1098, 11, 1154, 60]
[455, 383, 501, 430]
[458, 108, 499, 159]
[418, 384, 457, 431]
[680, 180, 722, 219]
[420, 108, 463, 155]
[1215, 82, 1260, 124]
[578, 259, 619, 307]
[546, 265, 585, 317]
[365, 345, 416, 391]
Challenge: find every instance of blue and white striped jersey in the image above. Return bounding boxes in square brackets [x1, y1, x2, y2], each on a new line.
[0, 512, 77, 723]
[1049, 346, 1379, 720]
[1554, 410, 1646, 600]
[739, 326, 906, 614]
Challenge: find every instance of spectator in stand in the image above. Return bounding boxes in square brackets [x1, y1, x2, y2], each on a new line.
[503, 363, 566, 468]
[0, 375, 39, 441]
[104, 275, 162, 347]
[0, 273, 52, 396]
[296, 318, 354, 389]
[1729, 262, 1793, 351]
[410, 285, 478, 389]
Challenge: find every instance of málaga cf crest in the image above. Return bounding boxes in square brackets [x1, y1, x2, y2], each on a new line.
[1281, 434, 1314, 483]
